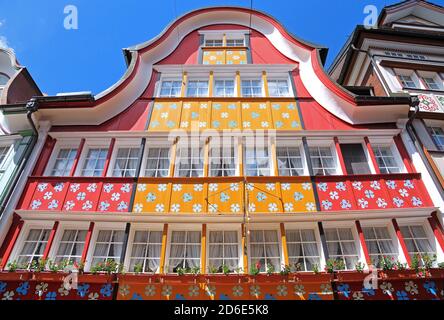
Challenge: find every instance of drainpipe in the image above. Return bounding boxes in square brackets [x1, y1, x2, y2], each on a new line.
[0, 99, 39, 217]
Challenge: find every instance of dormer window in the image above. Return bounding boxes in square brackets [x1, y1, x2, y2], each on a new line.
[0, 74, 9, 86]
[205, 39, 223, 47]
[226, 39, 244, 47]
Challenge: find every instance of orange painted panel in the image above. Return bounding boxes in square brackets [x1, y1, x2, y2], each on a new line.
[241, 102, 273, 130]
[148, 102, 181, 131]
[210, 102, 241, 130]
[226, 50, 247, 65]
[207, 182, 243, 214]
[203, 50, 225, 65]
[133, 183, 172, 214]
[180, 101, 210, 131]
[270, 100, 302, 130]
[170, 183, 206, 214]
[280, 182, 317, 213]
[246, 182, 283, 214]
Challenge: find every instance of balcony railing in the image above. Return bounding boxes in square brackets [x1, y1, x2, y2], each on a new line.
[17, 174, 432, 215]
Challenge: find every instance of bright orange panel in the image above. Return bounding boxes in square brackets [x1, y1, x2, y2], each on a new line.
[280, 182, 317, 213]
[180, 101, 210, 131]
[148, 102, 181, 131]
[133, 183, 171, 214]
[207, 182, 243, 214]
[203, 50, 225, 65]
[210, 102, 241, 130]
[246, 182, 283, 214]
[170, 183, 206, 214]
[241, 102, 273, 130]
[270, 100, 302, 130]
[226, 50, 247, 65]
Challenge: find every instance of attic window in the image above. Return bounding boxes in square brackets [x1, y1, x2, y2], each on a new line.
[384, 51, 426, 61]
[205, 39, 223, 47]
[226, 39, 244, 47]
[0, 74, 9, 86]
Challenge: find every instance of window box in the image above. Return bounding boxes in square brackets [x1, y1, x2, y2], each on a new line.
[0, 270, 32, 281]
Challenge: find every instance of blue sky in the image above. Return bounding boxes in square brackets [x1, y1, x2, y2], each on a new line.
[0, 0, 443, 96]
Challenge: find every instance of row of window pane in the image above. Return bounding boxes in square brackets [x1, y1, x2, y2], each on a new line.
[16, 224, 436, 272]
[204, 39, 244, 47]
[398, 74, 443, 90]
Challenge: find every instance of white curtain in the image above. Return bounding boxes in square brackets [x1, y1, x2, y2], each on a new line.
[264, 231, 280, 271]
[168, 231, 186, 272]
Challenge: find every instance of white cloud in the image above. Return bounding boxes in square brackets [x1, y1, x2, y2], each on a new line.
[0, 19, 5, 28]
[0, 36, 10, 50]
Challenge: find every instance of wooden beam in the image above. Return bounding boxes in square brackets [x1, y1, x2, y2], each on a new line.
[81, 222, 95, 264]
[209, 71, 214, 97]
[364, 137, 381, 174]
[242, 223, 248, 274]
[0, 216, 24, 270]
[159, 224, 169, 274]
[429, 214, 444, 253]
[392, 219, 412, 267]
[355, 221, 372, 266]
[334, 137, 348, 175]
[201, 224, 207, 274]
[42, 221, 59, 261]
[394, 134, 416, 173]
[102, 138, 116, 177]
[262, 71, 270, 98]
[70, 139, 86, 177]
[236, 72, 241, 98]
[180, 72, 188, 98]
[280, 223, 289, 266]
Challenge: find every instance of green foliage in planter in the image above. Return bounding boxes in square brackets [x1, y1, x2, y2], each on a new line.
[133, 263, 143, 274]
[266, 263, 275, 276]
[325, 259, 346, 273]
[208, 265, 219, 274]
[280, 265, 291, 276]
[249, 265, 260, 276]
[47, 260, 72, 273]
[438, 262, 444, 269]
[6, 261, 19, 272]
[380, 256, 396, 271]
[30, 259, 48, 273]
[422, 254, 437, 270]
[354, 262, 365, 273]
[90, 260, 121, 275]
[394, 261, 408, 271]
[222, 265, 231, 276]
[312, 264, 320, 274]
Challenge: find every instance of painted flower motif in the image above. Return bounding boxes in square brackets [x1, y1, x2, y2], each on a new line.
[365, 190, 375, 199]
[70, 183, 80, 193]
[183, 103, 191, 109]
[329, 191, 339, 200]
[294, 284, 306, 296]
[404, 180, 414, 189]
[282, 113, 290, 119]
[158, 184, 167, 192]
[171, 204, 180, 213]
[48, 200, 59, 210]
[99, 201, 110, 212]
[393, 197, 405, 208]
[405, 281, 418, 295]
[37, 183, 49, 192]
[352, 182, 363, 191]
[396, 290, 409, 300]
[193, 204, 203, 213]
[246, 183, 255, 191]
[146, 193, 157, 202]
[266, 183, 276, 191]
[243, 121, 251, 128]
[370, 181, 381, 190]
[232, 285, 244, 297]
[399, 189, 409, 198]
[199, 122, 207, 128]
[76, 192, 86, 201]
[2, 291, 14, 300]
[119, 285, 130, 297]
[284, 203, 294, 212]
[77, 284, 90, 298]
[209, 203, 219, 213]
[87, 184, 98, 193]
[380, 282, 394, 293]
[242, 103, 250, 109]
[121, 184, 131, 193]
[294, 192, 304, 202]
[117, 201, 129, 211]
[221, 112, 229, 119]
[35, 282, 49, 295]
[321, 284, 332, 294]
[268, 203, 278, 212]
[412, 197, 423, 207]
[220, 192, 230, 203]
[145, 285, 156, 297]
[160, 112, 169, 119]
[82, 201, 93, 211]
[43, 191, 53, 200]
[183, 193, 193, 203]
[0, 282, 7, 294]
[302, 183, 312, 191]
[386, 180, 397, 190]
[205, 285, 216, 297]
[161, 285, 172, 297]
[188, 285, 200, 297]
[103, 183, 114, 193]
[100, 284, 113, 297]
[424, 281, 437, 294]
[134, 203, 143, 213]
[64, 200, 76, 211]
[358, 199, 369, 209]
[31, 199, 42, 210]
[88, 292, 99, 300]
[248, 203, 256, 212]
[231, 204, 241, 213]
[259, 103, 267, 110]
[281, 183, 291, 191]
[257, 192, 267, 202]
[230, 183, 239, 191]
[318, 183, 328, 192]
[276, 285, 288, 297]
[306, 202, 316, 211]
[322, 200, 333, 210]
[16, 282, 30, 296]
[200, 103, 208, 109]
[54, 183, 65, 193]
[58, 284, 69, 297]
[261, 122, 269, 128]
[275, 121, 284, 129]
[194, 184, 204, 192]
[377, 198, 388, 208]
[336, 182, 346, 191]
[111, 193, 121, 202]
[180, 121, 189, 128]
[155, 204, 165, 213]
[340, 200, 352, 210]
[250, 285, 261, 297]
[308, 293, 322, 301]
[209, 184, 218, 192]
[353, 292, 364, 300]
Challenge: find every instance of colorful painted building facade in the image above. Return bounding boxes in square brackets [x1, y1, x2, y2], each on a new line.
[0, 3, 444, 301]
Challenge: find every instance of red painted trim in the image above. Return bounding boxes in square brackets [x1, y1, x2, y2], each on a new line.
[33, 136, 57, 176]
[102, 138, 116, 177]
[42, 221, 59, 260]
[392, 219, 412, 267]
[394, 134, 416, 173]
[334, 137, 348, 175]
[428, 215, 444, 253]
[0, 216, 24, 269]
[81, 222, 95, 264]
[364, 137, 381, 174]
[356, 221, 372, 266]
[70, 139, 86, 177]
[432, 212, 444, 235]
[16, 180, 38, 210]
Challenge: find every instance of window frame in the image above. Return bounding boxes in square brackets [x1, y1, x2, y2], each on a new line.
[186, 79, 210, 98]
[206, 225, 242, 273]
[241, 78, 264, 98]
[107, 139, 142, 178]
[267, 78, 292, 97]
[139, 141, 172, 178]
[372, 143, 406, 174]
[307, 141, 340, 176]
[213, 78, 236, 97]
[428, 126, 444, 151]
[247, 225, 283, 274]
[174, 142, 205, 178]
[75, 139, 111, 177]
[243, 140, 273, 177]
[276, 140, 308, 177]
[157, 79, 183, 98]
[209, 143, 239, 177]
[45, 140, 81, 177]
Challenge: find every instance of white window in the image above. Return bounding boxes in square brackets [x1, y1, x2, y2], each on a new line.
[429, 127, 444, 151]
[277, 146, 304, 176]
[91, 230, 125, 266]
[325, 228, 359, 270]
[363, 226, 398, 268]
[159, 80, 182, 98]
[214, 80, 235, 97]
[16, 229, 50, 266]
[210, 147, 236, 177]
[373, 146, 402, 174]
[249, 230, 281, 272]
[187, 80, 209, 97]
[175, 147, 204, 177]
[268, 80, 290, 97]
[80, 148, 109, 177]
[112, 147, 140, 177]
[128, 230, 163, 273]
[50, 148, 78, 177]
[309, 146, 337, 176]
[399, 75, 417, 88]
[244, 146, 271, 177]
[0, 145, 11, 178]
[168, 231, 201, 273]
[241, 79, 262, 97]
[423, 77, 441, 90]
[226, 39, 244, 47]
[54, 230, 87, 263]
[208, 231, 240, 272]
[400, 225, 435, 266]
[0, 74, 9, 86]
[287, 229, 321, 272]
[205, 39, 223, 47]
[144, 147, 170, 177]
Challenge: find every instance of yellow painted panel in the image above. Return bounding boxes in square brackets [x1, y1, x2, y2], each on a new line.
[246, 182, 283, 214]
[226, 50, 247, 65]
[133, 183, 171, 214]
[280, 182, 317, 213]
[170, 183, 206, 214]
[149, 102, 181, 131]
[211, 102, 241, 130]
[207, 182, 243, 214]
[241, 102, 273, 130]
[203, 50, 225, 65]
[270, 101, 302, 130]
[180, 101, 210, 131]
